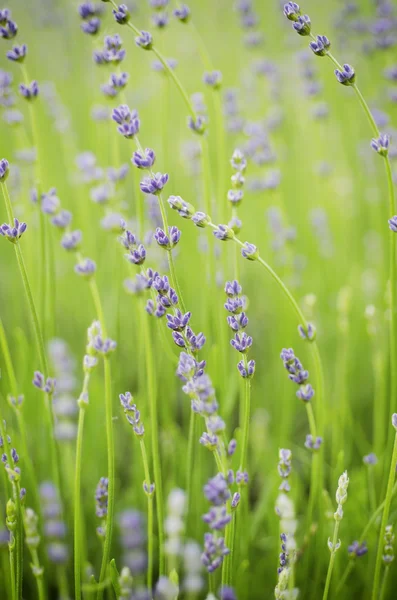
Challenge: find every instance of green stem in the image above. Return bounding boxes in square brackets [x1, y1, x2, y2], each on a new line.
[322, 521, 340, 600]
[186, 410, 196, 527]
[13, 483, 22, 600]
[142, 312, 165, 575]
[239, 357, 251, 472]
[74, 406, 86, 600]
[335, 560, 355, 595]
[140, 439, 154, 591]
[371, 432, 397, 600]
[97, 357, 115, 600]
[379, 566, 390, 600]
[1, 182, 48, 375]
[9, 535, 16, 600]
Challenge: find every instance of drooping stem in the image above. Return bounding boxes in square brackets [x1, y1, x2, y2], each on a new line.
[371, 432, 397, 600]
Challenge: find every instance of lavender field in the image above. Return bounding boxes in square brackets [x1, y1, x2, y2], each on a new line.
[1, 0, 397, 598]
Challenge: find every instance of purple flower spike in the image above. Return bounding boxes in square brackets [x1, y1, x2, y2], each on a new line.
[309, 35, 330, 56]
[283, 2, 301, 21]
[112, 104, 140, 139]
[74, 258, 96, 278]
[168, 195, 195, 218]
[131, 148, 156, 169]
[305, 434, 323, 451]
[0, 158, 10, 182]
[348, 541, 368, 558]
[0, 218, 27, 243]
[334, 64, 355, 86]
[125, 244, 146, 266]
[135, 30, 153, 50]
[41, 188, 61, 215]
[237, 359, 255, 378]
[166, 309, 191, 332]
[293, 14, 311, 36]
[296, 384, 315, 402]
[51, 210, 72, 229]
[187, 115, 206, 134]
[33, 371, 56, 394]
[154, 225, 181, 249]
[371, 134, 390, 157]
[388, 216, 397, 232]
[201, 533, 230, 572]
[213, 224, 235, 241]
[231, 332, 252, 353]
[241, 241, 259, 260]
[19, 81, 39, 101]
[363, 452, 378, 465]
[61, 230, 82, 252]
[112, 4, 129, 24]
[119, 391, 145, 436]
[174, 4, 190, 22]
[0, 18, 17, 39]
[140, 172, 169, 195]
[203, 70, 222, 89]
[81, 17, 101, 35]
[192, 211, 211, 227]
[6, 44, 27, 63]
[204, 473, 230, 506]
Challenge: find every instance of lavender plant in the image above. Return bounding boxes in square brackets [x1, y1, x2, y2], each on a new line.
[1, 1, 397, 599]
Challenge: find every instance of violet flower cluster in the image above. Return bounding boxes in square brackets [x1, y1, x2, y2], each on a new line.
[201, 473, 231, 572]
[280, 347, 314, 402]
[78, 2, 102, 35]
[224, 279, 255, 379]
[0, 7, 17, 39]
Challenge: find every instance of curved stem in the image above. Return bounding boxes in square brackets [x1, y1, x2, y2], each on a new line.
[379, 566, 390, 600]
[371, 432, 397, 600]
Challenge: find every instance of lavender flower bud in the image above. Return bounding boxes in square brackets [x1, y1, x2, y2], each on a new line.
[241, 242, 259, 260]
[61, 230, 82, 252]
[237, 359, 255, 378]
[309, 35, 330, 56]
[140, 172, 169, 195]
[203, 70, 222, 89]
[81, 18, 101, 35]
[19, 81, 39, 101]
[283, 2, 300, 21]
[174, 4, 190, 22]
[132, 148, 156, 169]
[371, 134, 390, 157]
[74, 258, 96, 278]
[348, 541, 368, 558]
[293, 14, 311, 36]
[0, 158, 10, 182]
[95, 477, 109, 518]
[168, 195, 195, 218]
[392, 413, 397, 429]
[334, 64, 356, 86]
[0, 18, 17, 39]
[6, 44, 27, 63]
[0, 218, 27, 243]
[296, 384, 314, 402]
[187, 115, 206, 135]
[135, 30, 153, 50]
[298, 322, 316, 341]
[388, 217, 397, 232]
[112, 4, 129, 24]
[112, 104, 140, 138]
[213, 224, 235, 241]
[154, 226, 181, 249]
